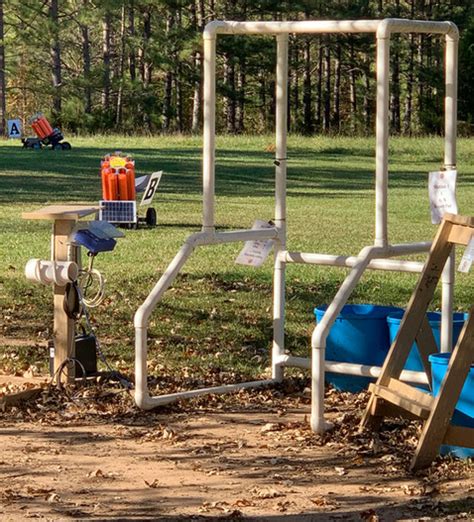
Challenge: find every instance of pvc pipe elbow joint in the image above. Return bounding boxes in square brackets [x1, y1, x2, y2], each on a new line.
[203, 20, 228, 39]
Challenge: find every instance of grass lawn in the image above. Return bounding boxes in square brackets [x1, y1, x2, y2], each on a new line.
[1, 134, 474, 384]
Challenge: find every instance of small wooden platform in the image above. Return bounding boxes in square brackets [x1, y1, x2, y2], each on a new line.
[22, 204, 99, 221]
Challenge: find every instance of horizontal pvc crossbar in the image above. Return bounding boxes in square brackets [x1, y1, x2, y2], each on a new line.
[275, 355, 429, 385]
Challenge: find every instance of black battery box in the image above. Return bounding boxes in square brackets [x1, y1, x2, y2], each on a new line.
[74, 328, 98, 377]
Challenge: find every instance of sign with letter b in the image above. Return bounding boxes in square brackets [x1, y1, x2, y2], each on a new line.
[140, 171, 163, 206]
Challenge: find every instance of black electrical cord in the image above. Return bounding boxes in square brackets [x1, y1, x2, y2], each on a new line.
[63, 282, 83, 320]
[76, 286, 133, 391]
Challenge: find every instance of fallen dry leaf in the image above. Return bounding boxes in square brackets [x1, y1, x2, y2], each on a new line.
[144, 479, 160, 488]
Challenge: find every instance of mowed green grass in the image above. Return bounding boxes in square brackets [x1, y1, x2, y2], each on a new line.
[1, 135, 474, 380]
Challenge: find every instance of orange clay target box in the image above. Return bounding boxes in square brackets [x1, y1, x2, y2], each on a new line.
[99, 152, 158, 228]
[22, 112, 71, 150]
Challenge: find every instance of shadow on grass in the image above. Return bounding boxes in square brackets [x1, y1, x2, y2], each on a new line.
[2, 144, 466, 205]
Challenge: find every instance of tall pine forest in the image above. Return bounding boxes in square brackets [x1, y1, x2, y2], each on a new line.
[0, 0, 473, 136]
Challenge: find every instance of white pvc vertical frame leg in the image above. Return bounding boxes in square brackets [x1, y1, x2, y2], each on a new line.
[444, 26, 458, 170]
[311, 246, 382, 433]
[441, 26, 458, 353]
[374, 33, 390, 248]
[272, 34, 289, 381]
[202, 33, 217, 232]
[441, 249, 455, 353]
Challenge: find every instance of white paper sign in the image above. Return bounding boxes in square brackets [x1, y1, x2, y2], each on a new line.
[235, 220, 274, 267]
[140, 171, 162, 206]
[7, 119, 22, 138]
[458, 235, 474, 273]
[429, 170, 458, 224]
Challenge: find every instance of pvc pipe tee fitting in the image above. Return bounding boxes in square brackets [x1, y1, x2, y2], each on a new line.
[25, 259, 78, 286]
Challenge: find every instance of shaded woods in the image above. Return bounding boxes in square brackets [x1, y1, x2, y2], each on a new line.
[0, 0, 473, 136]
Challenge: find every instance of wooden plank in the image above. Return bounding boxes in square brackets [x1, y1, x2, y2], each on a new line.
[387, 378, 434, 409]
[443, 213, 474, 228]
[414, 315, 439, 387]
[443, 425, 474, 448]
[447, 225, 473, 246]
[53, 219, 78, 383]
[22, 205, 99, 221]
[411, 308, 474, 470]
[369, 384, 431, 420]
[373, 398, 424, 422]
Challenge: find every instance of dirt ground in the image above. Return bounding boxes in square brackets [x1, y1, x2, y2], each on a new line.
[0, 373, 473, 521]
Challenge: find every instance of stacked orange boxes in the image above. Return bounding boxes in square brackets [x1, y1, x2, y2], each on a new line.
[101, 152, 136, 201]
[30, 113, 54, 139]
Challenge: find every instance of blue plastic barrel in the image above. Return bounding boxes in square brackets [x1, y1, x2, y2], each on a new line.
[387, 311, 467, 372]
[314, 304, 403, 392]
[430, 352, 474, 459]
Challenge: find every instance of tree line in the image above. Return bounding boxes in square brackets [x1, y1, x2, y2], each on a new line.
[0, 0, 473, 137]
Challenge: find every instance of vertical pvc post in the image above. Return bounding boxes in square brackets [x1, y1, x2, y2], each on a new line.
[202, 34, 217, 231]
[272, 34, 289, 381]
[374, 34, 390, 248]
[444, 31, 458, 170]
[440, 29, 458, 353]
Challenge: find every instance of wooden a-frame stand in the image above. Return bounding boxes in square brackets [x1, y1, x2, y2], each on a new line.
[360, 213, 474, 470]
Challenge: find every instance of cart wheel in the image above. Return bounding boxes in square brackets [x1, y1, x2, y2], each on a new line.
[53, 143, 62, 150]
[145, 207, 157, 227]
[61, 142, 72, 150]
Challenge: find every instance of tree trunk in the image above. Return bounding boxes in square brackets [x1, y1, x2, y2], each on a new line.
[236, 62, 245, 133]
[191, 0, 202, 133]
[223, 54, 236, 133]
[116, 4, 126, 126]
[80, 1, 92, 115]
[390, 38, 401, 134]
[259, 72, 267, 131]
[0, 0, 6, 136]
[349, 40, 357, 132]
[291, 39, 299, 131]
[403, 0, 415, 136]
[315, 38, 323, 130]
[332, 43, 341, 132]
[102, 10, 111, 112]
[303, 37, 312, 135]
[128, 1, 136, 82]
[141, 8, 152, 87]
[162, 12, 174, 132]
[49, 0, 62, 121]
[323, 36, 331, 132]
[363, 56, 371, 134]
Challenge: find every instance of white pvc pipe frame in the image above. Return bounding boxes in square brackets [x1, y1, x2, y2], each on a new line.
[134, 19, 459, 431]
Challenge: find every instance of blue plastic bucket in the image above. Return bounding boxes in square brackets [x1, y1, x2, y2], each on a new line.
[430, 352, 474, 459]
[387, 312, 467, 372]
[314, 304, 403, 392]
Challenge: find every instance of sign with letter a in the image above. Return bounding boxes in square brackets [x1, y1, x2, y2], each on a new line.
[7, 119, 22, 139]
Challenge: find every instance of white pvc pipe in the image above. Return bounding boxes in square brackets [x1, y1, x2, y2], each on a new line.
[311, 245, 384, 432]
[134, 228, 279, 409]
[275, 355, 429, 385]
[272, 34, 289, 382]
[204, 19, 454, 37]
[202, 32, 216, 231]
[444, 24, 459, 169]
[135, 18, 459, 420]
[375, 34, 390, 248]
[283, 252, 425, 273]
[441, 249, 455, 353]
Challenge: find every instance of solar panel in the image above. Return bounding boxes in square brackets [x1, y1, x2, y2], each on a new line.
[99, 200, 137, 224]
